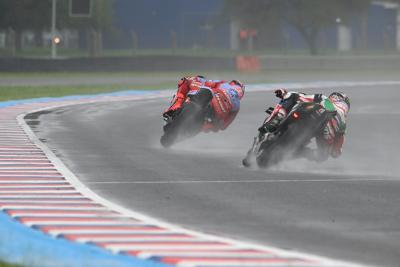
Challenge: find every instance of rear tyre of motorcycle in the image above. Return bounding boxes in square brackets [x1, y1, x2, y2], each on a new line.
[190, 88, 213, 108]
[160, 89, 212, 148]
[160, 111, 188, 148]
[160, 103, 199, 148]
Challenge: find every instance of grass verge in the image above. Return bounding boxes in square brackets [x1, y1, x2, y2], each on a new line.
[1, 69, 399, 102]
[0, 261, 21, 267]
[0, 84, 175, 102]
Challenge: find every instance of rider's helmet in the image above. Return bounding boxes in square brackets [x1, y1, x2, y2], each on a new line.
[329, 92, 350, 109]
[274, 88, 288, 99]
[230, 79, 245, 99]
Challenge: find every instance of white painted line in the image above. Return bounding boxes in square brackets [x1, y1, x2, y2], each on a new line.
[0, 195, 84, 198]
[0, 152, 42, 155]
[0, 176, 63, 178]
[117, 247, 263, 257]
[9, 213, 120, 218]
[106, 244, 237, 253]
[0, 180, 66, 184]
[136, 251, 275, 259]
[0, 160, 50, 162]
[0, 155, 47, 158]
[73, 237, 203, 243]
[0, 144, 33, 146]
[0, 190, 75, 194]
[0, 183, 69, 189]
[0, 148, 41, 151]
[0, 162, 53, 165]
[24, 221, 145, 227]
[86, 178, 396, 184]
[0, 170, 59, 173]
[47, 229, 172, 235]
[0, 199, 92, 203]
[0, 205, 107, 210]
[0, 182, 68, 186]
[0, 170, 57, 174]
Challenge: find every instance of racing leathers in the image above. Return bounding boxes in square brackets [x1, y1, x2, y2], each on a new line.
[163, 76, 245, 132]
[260, 90, 349, 161]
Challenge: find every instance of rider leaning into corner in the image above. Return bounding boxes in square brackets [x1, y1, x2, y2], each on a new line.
[163, 75, 245, 132]
[259, 88, 350, 162]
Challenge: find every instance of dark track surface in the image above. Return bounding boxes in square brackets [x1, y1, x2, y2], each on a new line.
[30, 85, 400, 267]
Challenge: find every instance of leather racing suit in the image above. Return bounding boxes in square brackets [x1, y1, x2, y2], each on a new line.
[163, 76, 245, 132]
[260, 89, 349, 161]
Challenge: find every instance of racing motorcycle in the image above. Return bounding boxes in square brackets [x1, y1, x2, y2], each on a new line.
[160, 88, 213, 148]
[242, 101, 336, 168]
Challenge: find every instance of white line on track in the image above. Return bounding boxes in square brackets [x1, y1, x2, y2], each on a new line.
[135, 251, 276, 259]
[86, 178, 399, 184]
[0, 180, 65, 184]
[0, 200, 93, 203]
[21, 220, 146, 227]
[8, 213, 119, 218]
[47, 229, 174, 236]
[104, 244, 239, 253]
[0, 205, 107, 210]
[0, 185, 70, 188]
[0, 195, 85, 198]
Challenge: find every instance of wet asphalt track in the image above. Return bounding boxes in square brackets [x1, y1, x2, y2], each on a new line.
[29, 85, 400, 267]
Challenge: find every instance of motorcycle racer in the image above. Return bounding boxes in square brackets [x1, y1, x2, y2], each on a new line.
[259, 89, 350, 161]
[163, 75, 245, 132]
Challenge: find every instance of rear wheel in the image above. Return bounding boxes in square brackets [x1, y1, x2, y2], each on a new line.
[160, 103, 196, 148]
[160, 89, 213, 148]
[255, 130, 290, 168]
[190, 88, 213, 108]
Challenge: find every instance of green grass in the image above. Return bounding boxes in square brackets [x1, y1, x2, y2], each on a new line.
[0, 84, 175, 102]
[0, 261, 22, 267]
[1, 69, 400, 102]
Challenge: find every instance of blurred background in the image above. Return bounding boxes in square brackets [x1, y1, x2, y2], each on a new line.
[0, 0, 399, 60]
[1, 0, 400, 57]
[0, 0, 399, 100]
